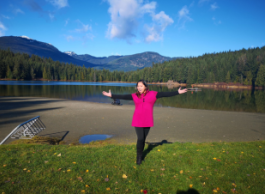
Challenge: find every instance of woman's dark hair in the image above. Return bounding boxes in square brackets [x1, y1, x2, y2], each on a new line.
[136, 80, 149, 98]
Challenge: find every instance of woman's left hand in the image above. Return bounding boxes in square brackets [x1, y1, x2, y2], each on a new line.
[178, 87, 187, 94]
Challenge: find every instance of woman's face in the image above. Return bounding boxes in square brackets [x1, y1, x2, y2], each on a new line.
[137, 82, 146, 94]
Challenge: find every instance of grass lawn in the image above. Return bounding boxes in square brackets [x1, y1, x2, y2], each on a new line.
[0, 139, 264, 194]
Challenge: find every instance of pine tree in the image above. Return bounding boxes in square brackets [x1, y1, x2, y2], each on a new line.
[6, 65, 12, 79]
[255, 64, 265, 87]
[0, 60, 5, 78]
[226, 71, 231, 83]
[43, 67, 47, 80]
[31, 67, 35, 80]
[13, 62, 20, 80]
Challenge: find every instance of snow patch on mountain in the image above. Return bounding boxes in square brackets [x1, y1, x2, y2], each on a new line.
[20, 35, 32, 40]
[64, 51, 76, 56]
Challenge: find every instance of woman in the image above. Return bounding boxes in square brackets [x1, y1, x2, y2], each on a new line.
[102, 80, 187, 165]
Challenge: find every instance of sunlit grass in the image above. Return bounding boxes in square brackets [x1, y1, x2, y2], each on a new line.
[1, 140, 265, 193]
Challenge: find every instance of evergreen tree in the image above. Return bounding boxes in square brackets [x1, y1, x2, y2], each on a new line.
[31, 67, 35, 80]
[13, 61, 20, 80]
[6, 65, 12, 79]
[244, 71, 253, 85]
[43, 67, 47, 80]
[255, 64, 265, 87]
[0, 60, 5, 78]
[226, 71, 231, 83]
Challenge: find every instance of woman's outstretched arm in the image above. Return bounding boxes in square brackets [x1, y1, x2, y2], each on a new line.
[156, 87, 187, 99]
[102, 90, 133, 100]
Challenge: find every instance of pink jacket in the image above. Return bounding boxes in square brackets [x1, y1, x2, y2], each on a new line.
[131, 91, 158, 127]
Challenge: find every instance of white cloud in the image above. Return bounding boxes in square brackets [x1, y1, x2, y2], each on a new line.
[178, 6, 189, 18]
[106, 0, 141, 40]
[74, 20, 92, 33]
[145, 26, 161, 42]
[83, 33, 95, 40]
[178, 6, 193, 29]
[14, 8, 24, 14]
[2, 15, 10, 19]
[0, 22, 7, 31]
[23, 0, 58, 21]
[0, 21, 7, 36]
[145, 11, 173, 42]
[152, 11, 174, 30]
[213, 17, 221, 25]
[64, 33, 95, 45]
[64, 20, 94, 45]
[49, 13, 54, 20]
[211, 2, 218, 10]
[106, 0, 173, 43]
[140, 1, 156, 14]
[65, 19, 69, 26]
[66, 35, 74, 41]
[46, 0, 68, 9]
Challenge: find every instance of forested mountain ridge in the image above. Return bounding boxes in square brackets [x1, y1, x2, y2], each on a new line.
[107, 52, 178, 68]
[0, 45, 264, 87]
[64, 52, 123, 65]
[65, 51, 179, 70]
[0, 36, 178, 71]
[161, 46, 265, 86]
[0, 36, 98, 69]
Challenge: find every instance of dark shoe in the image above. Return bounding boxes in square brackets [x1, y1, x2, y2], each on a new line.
[136, 154, 142, 165]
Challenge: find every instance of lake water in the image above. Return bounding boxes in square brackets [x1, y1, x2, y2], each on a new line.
[79, 134, 113, 144]
[0, 80, 265, 113]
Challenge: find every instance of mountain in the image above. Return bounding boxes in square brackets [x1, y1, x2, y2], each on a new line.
[65, 51, 180, 71]
[64, 52, 123, 65]
[0, 36, 99, 68]
[0, 36, 180, 71]
[108, 52, 173, 68]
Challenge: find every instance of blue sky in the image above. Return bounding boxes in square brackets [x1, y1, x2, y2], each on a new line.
[0, 0, 265, 58]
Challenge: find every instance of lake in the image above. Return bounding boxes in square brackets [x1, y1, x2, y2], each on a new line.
[0, 80, 265, 113]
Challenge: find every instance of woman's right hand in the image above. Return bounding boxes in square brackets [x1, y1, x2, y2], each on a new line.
[102, 90, 112, 97]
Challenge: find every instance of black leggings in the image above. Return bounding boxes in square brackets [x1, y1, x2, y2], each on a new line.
[135, 127, 150, 153]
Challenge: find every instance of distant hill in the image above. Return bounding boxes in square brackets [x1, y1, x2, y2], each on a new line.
[0, 36, 181, 71]
[64, 51, 123, 65]
[0, 36, 98, 68]
[107, 52, 175, 68]
[65, 51, 180, 71]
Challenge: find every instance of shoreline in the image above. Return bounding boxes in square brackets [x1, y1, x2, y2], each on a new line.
[1, 96, 265, 145]
[192, 82, 263, 90]
[1, 78, 261, 90]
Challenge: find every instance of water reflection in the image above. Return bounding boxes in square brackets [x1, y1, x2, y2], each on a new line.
[79, 134, 113, 144]
[0, 81, 264, 113]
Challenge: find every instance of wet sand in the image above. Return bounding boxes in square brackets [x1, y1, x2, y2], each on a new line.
[0, 97, 265, 145]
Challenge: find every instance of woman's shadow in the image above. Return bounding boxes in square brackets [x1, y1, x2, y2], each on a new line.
[142, 139, 172, 160]
[142, 140, 200, 194]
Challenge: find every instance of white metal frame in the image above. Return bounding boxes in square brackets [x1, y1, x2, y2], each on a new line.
[0, 116, 46, 145]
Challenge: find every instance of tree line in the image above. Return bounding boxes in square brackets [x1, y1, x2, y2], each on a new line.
[0, 46, 265, 87]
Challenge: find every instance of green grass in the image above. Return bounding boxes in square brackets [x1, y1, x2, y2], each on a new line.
[0, 140, 265, 194]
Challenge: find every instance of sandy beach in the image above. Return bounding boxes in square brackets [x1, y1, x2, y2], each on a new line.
[0, 97, 265, 145]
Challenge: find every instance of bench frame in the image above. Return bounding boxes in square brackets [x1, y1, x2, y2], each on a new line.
[0, 116, 46, 145]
